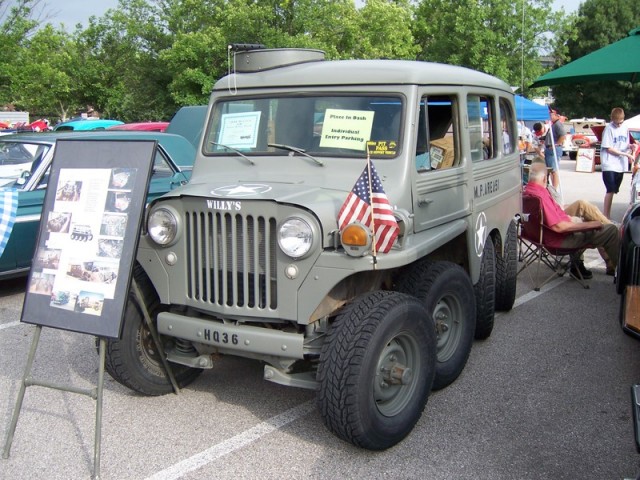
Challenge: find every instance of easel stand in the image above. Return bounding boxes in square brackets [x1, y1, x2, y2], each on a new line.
[2, 326, 107, 480]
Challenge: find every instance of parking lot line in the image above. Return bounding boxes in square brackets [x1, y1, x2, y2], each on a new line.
[0, 320, 21, 330]
[144, 400, 316, 480]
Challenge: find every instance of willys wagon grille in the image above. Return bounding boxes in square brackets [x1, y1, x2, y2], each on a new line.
[184, 210, 278, 309]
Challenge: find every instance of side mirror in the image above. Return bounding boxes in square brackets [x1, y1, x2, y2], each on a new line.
[16, 171, 30, 185]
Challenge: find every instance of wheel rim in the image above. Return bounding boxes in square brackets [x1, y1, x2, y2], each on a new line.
[132, 299, 165, 376]
[433, 293, 462, 362]
[373, 332, 421, 417]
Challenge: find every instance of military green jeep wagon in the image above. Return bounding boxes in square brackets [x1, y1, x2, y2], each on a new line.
[106, 47, 521, 450]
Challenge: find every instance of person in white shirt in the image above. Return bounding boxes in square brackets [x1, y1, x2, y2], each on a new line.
[600, 107, 635, 218]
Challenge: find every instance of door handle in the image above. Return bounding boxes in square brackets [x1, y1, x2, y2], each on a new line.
[418, 196, 433, 207]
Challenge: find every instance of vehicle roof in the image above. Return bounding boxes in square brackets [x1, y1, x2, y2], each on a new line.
[214, 59, 511, 92]
[0, 131, 196, 168]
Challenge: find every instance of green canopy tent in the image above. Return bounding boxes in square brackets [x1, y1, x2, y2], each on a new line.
[530, 27, 640, 87]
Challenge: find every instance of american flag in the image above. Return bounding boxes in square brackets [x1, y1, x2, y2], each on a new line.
[338, 161, 399, 254]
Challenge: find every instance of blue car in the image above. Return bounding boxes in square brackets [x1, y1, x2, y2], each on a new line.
[53, 119, 125, 131]
[0, 131, 195, 278]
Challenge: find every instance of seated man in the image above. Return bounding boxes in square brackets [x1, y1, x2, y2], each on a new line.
[523, 159, 619, 278]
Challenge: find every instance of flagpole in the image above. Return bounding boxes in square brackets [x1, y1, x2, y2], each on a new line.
[366, 144, 378, 270]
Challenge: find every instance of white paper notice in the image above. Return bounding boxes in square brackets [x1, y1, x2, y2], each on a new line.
[319, 109, 375, 151]
[218, 111, 262, 148]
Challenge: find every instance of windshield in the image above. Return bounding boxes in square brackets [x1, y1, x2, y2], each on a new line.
[0, 141, 51, 188]
[204, 95, 403, 159]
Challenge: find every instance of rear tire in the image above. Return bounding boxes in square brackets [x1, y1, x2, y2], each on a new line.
[104, 265, 202, 395]
[316, 291, 436, 450]
[495, 220, 518, 311]
[473, 238, 496, 340]
[397, 261, 475, 390]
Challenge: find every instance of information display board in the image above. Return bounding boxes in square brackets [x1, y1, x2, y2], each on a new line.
[20, 139, 156, 338]
[575, 148, 596, 173]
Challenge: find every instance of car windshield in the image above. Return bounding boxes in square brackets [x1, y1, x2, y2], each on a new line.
[0, 141, 51, 188]
[203, 94, 403, 159]
[630, 130, 640, 142]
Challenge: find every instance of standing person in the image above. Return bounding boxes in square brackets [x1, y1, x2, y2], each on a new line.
[600, 107, 635, 219]
[544, 109, 566, 189]
[600, 107, 633, 218]
[532, 122, 546, 157]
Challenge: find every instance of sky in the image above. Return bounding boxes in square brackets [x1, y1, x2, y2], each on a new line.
[29, 0, 584, 31]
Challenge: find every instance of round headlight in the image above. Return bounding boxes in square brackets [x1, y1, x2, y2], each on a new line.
[148, 208, 178, 246]
[278, 217, 313, 259]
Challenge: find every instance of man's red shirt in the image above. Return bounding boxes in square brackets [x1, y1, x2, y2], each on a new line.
[523, 182, 571, 248]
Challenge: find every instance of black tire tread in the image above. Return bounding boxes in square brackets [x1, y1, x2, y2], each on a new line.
[495, 220, 518, 311]
[396, 261, 475, 390]
[473, 238, 496, 340]
[316, 291, 435, 450]
[103, 264, 201, 396]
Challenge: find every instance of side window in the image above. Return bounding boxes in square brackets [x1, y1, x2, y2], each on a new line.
[499, 98, 516, 155]
[151, 150, 174, 179]
[415, 95, 458, 172]
[468, 94, 496, 162]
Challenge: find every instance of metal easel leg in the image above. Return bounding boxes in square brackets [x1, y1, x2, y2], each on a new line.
[2, 324, 42, 459]
[93, 338, 106, 480]
[131, 279, 180, 394]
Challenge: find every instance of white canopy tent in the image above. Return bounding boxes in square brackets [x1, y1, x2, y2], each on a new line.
[624, 114, 640, 129]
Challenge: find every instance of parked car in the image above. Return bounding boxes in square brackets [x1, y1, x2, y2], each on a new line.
[0, 131, 195, 279]
[165, 105, 207, 149]
[107, 122, 170, 132]
[562, 117, 605, 160]
[53, 119, 124, 131]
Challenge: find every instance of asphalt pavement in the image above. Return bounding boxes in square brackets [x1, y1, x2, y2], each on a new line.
[1, 156, 640, 480]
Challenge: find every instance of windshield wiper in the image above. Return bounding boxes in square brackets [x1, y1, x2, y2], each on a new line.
[209, 142, 255, 165]
[268, 143, 324, 166]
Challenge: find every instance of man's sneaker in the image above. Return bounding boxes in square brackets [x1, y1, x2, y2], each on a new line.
[570, 260, 593, 280]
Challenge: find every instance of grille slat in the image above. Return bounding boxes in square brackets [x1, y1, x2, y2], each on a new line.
[185, 209, 277, 311]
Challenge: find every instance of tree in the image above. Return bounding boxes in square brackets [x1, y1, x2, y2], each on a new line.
[0, 0, 43, 107]
[73, 0, 177, 121]
[10, 24, 78, 119]
[413, 0, 560, 93]
[550, 0, 640, 119]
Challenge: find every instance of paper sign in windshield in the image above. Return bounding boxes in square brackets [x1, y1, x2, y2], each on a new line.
[319, 109, 374, 151]
[218, 111, 262, 149]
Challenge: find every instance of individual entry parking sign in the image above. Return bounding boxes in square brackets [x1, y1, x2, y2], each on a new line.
[21, 139, 156, 339]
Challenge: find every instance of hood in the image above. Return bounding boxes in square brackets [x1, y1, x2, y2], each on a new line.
[159, 179, 351, 233]
[592, 125, 605, 142]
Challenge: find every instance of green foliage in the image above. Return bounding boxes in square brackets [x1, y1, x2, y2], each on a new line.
[413, 0, 558, 93]
[7, 0, 636, 124]
[549, 0, 640, 118]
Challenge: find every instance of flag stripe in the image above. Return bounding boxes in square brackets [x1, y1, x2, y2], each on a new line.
[337, 161, 399, 254]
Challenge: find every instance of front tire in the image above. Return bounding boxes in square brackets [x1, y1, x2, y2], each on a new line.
[104, 265, 202, 395]
[316, 291, 436, 450]
[397, 261, 476, 390]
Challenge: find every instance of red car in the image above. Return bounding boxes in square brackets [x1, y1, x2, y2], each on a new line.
[592, 125, 639, 167]
[107, 121, 169, 132]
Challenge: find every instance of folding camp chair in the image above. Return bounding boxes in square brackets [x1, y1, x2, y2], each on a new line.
[518, 194, 595, 291]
